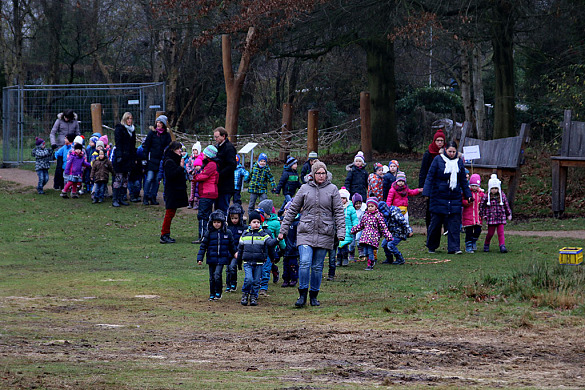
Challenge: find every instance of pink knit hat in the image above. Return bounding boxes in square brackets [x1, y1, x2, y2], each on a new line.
[469, 173, 481, 186]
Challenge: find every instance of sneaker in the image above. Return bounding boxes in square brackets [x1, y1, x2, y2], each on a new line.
[428, 249, 435, 254]
[230, 285, 237, 291]
[365, 266, 373, 271]
[208, 295, 215, 301]
[225, 286, 232, 293]
[258, 290, 269, 297]
[78, 190, 85, 195]
[499, 245, 508, 253]
[215, 293, 222, 300]
[241, 293, 249, 306]
[249, 296, 258, 306]
[98, 198, 104, 203]
[160, 234, 175, 244]
[37, 190, 45, 195]
[60, 191, 69, 198]
[92, 198, 98, 204]
[448, 250, 463, 254]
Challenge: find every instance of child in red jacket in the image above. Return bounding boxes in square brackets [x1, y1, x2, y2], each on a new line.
[192, 145, 219, 243]
[385, 171, 422, 224]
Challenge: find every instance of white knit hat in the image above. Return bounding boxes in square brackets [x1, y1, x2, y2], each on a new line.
[73, 136, 84, 145]
[487, 174, 503, 205]
[354, 151, 365, 164]
[192, 141, 201, 153]
[339, 187, 350, 200]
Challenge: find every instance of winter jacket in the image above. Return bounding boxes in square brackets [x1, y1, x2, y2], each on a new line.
[237, 228, 277, 265]
[355, 202, 366, 221]
[31, 146, 52, 170]
[162, 148, 188, 210]
[90, 157, 114, 182]
[418, 150, 438, 188]
[193, 158, 219, 199]
[246, 163, 276, 194]
[344, 164, 368, 201]
[378, 202, 413, 240]
[50, 113, 80, 148]
[233, 163, 249, 190]
[300, 160, 312, 184]
[55, 144, 72, 169]
[227, 204, 246, 244]
[142, 130, 172, 172]
[462, 190, 484, 227]
[382, 172, 397, 201]
[386, 182, 421, 209]
[351, 209, 393, 247]
[279, 174, 345, 251]
[283, 215, 300, 258]
[339, 201, 359, 248]
[367, 173, 384, 200]
[197, 213, 237, 265]
[264, 213, 286, 250]
[480, 192, 511, 225]
[275, 167, 301, 197]
[216, 139, 237, 195]
[113, 123, 137, 174]
[422, 152, 472, 215]
[64, 152, 91, 177]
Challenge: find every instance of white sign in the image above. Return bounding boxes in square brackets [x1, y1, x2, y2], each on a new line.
[463, 145, 481, 161]
[128, 100, 139, 105]
[238, 142, 258, 154]
[149, 105, 161, 109]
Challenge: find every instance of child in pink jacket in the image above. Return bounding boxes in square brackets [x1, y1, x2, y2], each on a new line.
[385, 171, 422, 224]
[350, 197, 393, 271]
[462, 174, 484, 253]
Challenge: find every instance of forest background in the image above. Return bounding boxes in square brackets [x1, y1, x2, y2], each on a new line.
[2, 0, 585, 153]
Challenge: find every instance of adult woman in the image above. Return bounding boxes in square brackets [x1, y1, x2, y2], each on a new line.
[418, 128, 446, 228]
[50, 109, 80, 189]
[160, 141, 189, 244]
[278, 161, 345, 307]
[422, 141, 472, 254]
[142, 115, 172, 205]
[112, 112, 137, 207]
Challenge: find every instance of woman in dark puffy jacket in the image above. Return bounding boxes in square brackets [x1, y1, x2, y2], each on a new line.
[422, 141, 472, 254]
[142, 115, 172, 205]
[159, 141, 188, 244]
[112, 112, 137, 207]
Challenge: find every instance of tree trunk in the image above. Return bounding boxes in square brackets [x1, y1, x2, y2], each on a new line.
[223, 27, 256, 140]
[459, 44, 475, 137]
[491, 0, 515, 139]
[472, 46, 486, 140]
[364, 38, 398, 153]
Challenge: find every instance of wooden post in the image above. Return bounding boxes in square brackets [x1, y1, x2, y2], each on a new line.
[307, 109, 319, 156]
[279, 103, 293, 161]
[156, 111, 175, 141]
[91, 103, 103, 135]
[360, 91, 372, 162]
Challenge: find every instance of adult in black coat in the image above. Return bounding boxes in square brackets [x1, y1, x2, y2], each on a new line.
[160, 141, 189, 244]
[419, 128, 446, 227]
[112, 112, 137, 207]
[142, 115, 172, 205]
[213, 127, 237, 212]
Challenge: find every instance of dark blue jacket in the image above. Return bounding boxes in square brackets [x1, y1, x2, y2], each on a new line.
[382, 172, 397, 201]
[227, 204, 246, 244]
[344, 164, 368, 200]
[300, 161, 312, 184]
[275, 167, 301, 196]
[197, 213, 237, 265]
[283, 216, 300, 258]
[422, 153, 472, 215]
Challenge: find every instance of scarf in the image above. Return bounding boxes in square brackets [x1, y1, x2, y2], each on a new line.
[156, 127, 165, 136]
[440, 153, 460, 190]
[428, 141, 441, 156]
[124, 124, 135, 136]
[392, 181, 408, 197]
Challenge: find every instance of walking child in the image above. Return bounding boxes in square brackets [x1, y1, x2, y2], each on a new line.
[350, 197, 393, 270]
[350, 192, 366, 261]
[191, 145, 219, 243]
[385, 171, 422, 224]
[480, 174, 512, 253]
[257, 199, 286, 296]
[197, 210, 237, 301]
[186, 142, 203, 209]
[367, 163, 384, 200]
[382, 160, 399, 201]
[31, 137, 52, 194]
[225, 204, 246, 292]
[462, 174, 484, 253]
[90, 149, 114, 203]
[344, 151, 368, 201]
[337, 187, 359, 267]
[378, 201, 413, 265]
[300, 151, 318, 184]
[273, 155, 301, 215]
[281, 202, 300, 287]
[61, 143, 91, 198]
[232, 154, 249, 205]
[246, 153, 276, 212]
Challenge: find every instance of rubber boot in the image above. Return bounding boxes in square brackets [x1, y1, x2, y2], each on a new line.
[471, 238, 478, 252]
[118, 188, 129, 206]
[393, 252, 405, 265]
[309, 290, 321, 306]
[295, 288, 308, 308]
[112, 188, 121, 207]
[465, 241, 474, 253]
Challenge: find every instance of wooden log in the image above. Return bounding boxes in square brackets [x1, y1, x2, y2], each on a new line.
[307, 109, 319, 155]
[360, 91, 372, 162]
[279, 103, 293, 161]
[91, 103, 103, 135]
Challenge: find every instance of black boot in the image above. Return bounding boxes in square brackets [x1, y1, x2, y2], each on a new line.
[309, 290, 320, 306]
[295, 288, 308, 308]
[143, 196, 150, 205]
[112, 188, 121, 207]
[118, 189, 129, 206]
[240, 292, 249, 306]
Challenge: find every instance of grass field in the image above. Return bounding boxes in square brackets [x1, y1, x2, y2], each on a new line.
[1, 159, 585, 388]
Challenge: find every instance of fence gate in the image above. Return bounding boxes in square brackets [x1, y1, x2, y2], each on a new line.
[2, 82, 165, 164]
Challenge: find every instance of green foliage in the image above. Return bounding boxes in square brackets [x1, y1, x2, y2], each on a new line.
[396, 87, 464, 116]
[542, 64, 585, 120]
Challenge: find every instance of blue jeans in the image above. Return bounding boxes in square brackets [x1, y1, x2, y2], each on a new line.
[128, 177, 142, 199]
[144, 170, 159, 200]
[95, 181, 107, 200]
[298, 245, 327, 292]
[383, 237, 403, 257]
[36, 169, 49, 191]
[242, 262, 263, 298]
[279, 194, 293, 212]
[260, 258, 272, 291]
[214, 193, 231, 213]
[362, 244, 375, 262]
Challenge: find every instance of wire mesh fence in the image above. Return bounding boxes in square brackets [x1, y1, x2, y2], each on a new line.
[2, 82, 165, 164]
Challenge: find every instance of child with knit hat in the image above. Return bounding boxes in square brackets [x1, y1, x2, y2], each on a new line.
[300, 151, 318, 184]
[31, 137, 52, 194]
[191, 145, 219, 243]
[479, 174, 512, 253]
[385, 171, 422, 224]
[61, 143, 91, 198]
[350, 192, 366, 261]
[54, 134, 76, 190]
[186, 142, 203, 209]
[337, 187, 359, 267]
[274, 155, 301, 216]
[245, 152, 276, 212]
[350, 197, 393, 270]
[382, 160, 399, 201]
[344, 151, 368, 201]
[462, 173, 485, 253]
[367, 163, 384, 201]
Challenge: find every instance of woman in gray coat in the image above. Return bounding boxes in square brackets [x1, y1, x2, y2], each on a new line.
[279, 161, 345, 307]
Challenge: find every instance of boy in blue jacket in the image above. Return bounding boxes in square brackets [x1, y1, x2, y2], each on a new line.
[225, 203, 246, 293]
[197, 210, 237, 301]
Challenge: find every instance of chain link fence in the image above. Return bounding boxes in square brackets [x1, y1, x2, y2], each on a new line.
[2, 82, 165, 164]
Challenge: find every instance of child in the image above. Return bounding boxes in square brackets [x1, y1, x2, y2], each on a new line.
[273, 155, 301, 215]
[385, 171, 422, 224]
[186, 142, 203, 209]
[226, 203, 246, 292]
[232, 154, 249, 205]
[90, 149, 114, 203]
[337, 187, 359, 267]
[246, 153, 276, 212]
[128, 145, 145, 203]
[54, 134, 75, 190]
[480, 174, 512, 253]
[197, 210, 237, 301]
[84, 134, 100, 193]
[31, 137, 52, 194]
[61, 143, 91, 198]
[257, 199, 286, 296]
[367, 162, 384, 200]
[300, 151, 318, 184]
[344, 151, 368, 201]
[350, 192, 366, 261]
[378, 201, 413, 265]
[192, 145, 219, 243]
[281, 202, 300, 287]
[462, 173, 484, 253]
[382, 160, 399, 201]
[238, 210, 277, 306]
[350, 197, 393, 270]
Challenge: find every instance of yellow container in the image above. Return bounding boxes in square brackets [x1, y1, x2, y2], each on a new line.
[558, 247, 583, 265]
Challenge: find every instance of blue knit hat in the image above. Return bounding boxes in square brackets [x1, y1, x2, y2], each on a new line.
[258, 153, 268, 163]
[203, 145, 218, 159]
[286, 156, 297, 167]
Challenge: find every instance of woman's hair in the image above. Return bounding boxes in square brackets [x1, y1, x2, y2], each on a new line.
[445, 140, 458, 150]
[168, 141, 182, 151]
[63, 109, 75, 120]
[121, 112, 133, 125]
[214, 126, 228, 138]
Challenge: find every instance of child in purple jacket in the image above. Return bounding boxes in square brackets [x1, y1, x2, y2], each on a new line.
[61, 143, 91, 198]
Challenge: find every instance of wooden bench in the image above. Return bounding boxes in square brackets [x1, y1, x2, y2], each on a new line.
[458, 122, 530, 209]
[551, 110, 585, 217]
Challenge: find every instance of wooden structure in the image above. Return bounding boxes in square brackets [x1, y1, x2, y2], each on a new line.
[551, 110, 585, 217]
[458, 122, 529, 209]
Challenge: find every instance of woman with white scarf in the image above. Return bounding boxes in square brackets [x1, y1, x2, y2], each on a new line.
[422, 141, 472, 254]
[112, 112, 137, 207]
